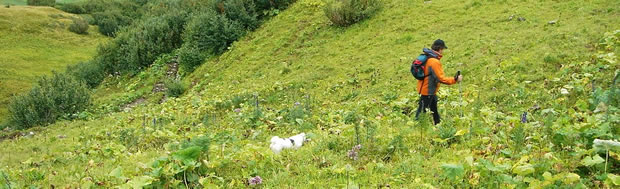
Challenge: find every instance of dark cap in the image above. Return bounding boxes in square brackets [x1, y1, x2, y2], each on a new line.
[432, 39, 448, 50]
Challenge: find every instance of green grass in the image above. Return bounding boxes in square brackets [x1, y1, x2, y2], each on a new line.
[0, 6, 106, 122]
[0, 0, 618, 188]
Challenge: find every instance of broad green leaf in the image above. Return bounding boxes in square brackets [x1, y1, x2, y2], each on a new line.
[563, 173, 580, 184]
[513, 164, 535, 176]
[581, 155, 605, 167]
[109, 166, 128, 180]
[441, 163, 464, 180]
[606, 174, 620, 186]
[542, 172, 553, 181]
[173, 146, 202, 165]
[123, 176, 154, 188]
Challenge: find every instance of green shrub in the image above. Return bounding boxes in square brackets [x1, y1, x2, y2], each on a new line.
[68, 18, 89, 34]
[178, 45, 206, 72]
[66, 60, 105, 88]
[324, 0, 381, 27]
[27, 0, 55, 6]
[255, 0, 296, 11]
[92, 11, 132, 37]
[97, 18, 119, 37]
[59, 3, 86, 14]
[80, 14, 95, 25]
[8, 72, 90, 129]
[183, 12, 245, 54]
[99, 12, 189, 74]
[215, 0, 260, 30]
[165, 79, 186, 98]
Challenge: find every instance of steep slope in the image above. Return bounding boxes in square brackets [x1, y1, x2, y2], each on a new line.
[0, 6, 106, 122]
[0, 0, 618, 188]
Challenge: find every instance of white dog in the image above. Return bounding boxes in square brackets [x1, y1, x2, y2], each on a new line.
[270, 133, 306, 154]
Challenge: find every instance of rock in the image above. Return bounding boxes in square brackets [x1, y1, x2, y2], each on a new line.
[57, 135, 67, 139]
[517, 17, 526, 21]
[508, 15, 515, 20]
[548, 20, 557, 25]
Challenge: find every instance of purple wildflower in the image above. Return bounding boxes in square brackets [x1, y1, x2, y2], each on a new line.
[521, 112, 527, 123]
[294, 102, 301, 106]
[347, 144, 362, 160]
[234, 108, 241, 113]
[347, 150, 358, 160]
[249, 176, 262, 185]
[353, 144, 362, 151]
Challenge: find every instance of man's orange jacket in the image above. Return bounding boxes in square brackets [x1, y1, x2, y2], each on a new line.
[416, 50, 457, 95]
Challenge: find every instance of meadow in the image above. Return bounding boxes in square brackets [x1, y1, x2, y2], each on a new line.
[0, 6, 105, 123]
[0, 0, 618, 188]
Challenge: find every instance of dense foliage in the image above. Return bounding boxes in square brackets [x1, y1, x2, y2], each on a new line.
[66, 60, 105, 88]
[178, 44, 206, 72]
[59, 0, 146, 37]
[8, 73, 90, 129]
[183, 12, 246, 54]
[91, 0, 296, 76]
[98, 12, 188, 75]
[26, 0, 55, 6]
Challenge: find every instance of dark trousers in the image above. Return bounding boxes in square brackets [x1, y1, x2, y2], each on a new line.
[415, 95, 440, 125]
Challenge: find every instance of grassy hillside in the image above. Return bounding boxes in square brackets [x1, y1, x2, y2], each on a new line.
[0, 6, 106, 121]
[0, 0, 618, 188]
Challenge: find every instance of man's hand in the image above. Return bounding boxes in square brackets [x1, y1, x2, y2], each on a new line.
[457, 75, 463, 82]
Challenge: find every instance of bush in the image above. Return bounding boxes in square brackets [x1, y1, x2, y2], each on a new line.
[165, 79, 186, 98]
[178, 45, 206, 72]
[27, 0, 55, 6]
[97, 18, 119, 37]
[59, 3, 86, 14]
[99, 12, 189, 74]
[183, 12, 245, 54]
[92, 11, 132, 37]
[255, 0, 296, 11]
[214, 0, 260, 30]
[324, 0, 381, 27]
[66, 60, 105, 88]
[8, 72, 90, 129]
[68, 18, 89, 34]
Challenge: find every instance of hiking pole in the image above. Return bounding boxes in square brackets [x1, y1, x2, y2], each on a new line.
[456, 70, 463, 117]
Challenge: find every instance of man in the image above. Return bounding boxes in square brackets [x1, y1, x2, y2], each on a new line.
[415, 39, 463, 125]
